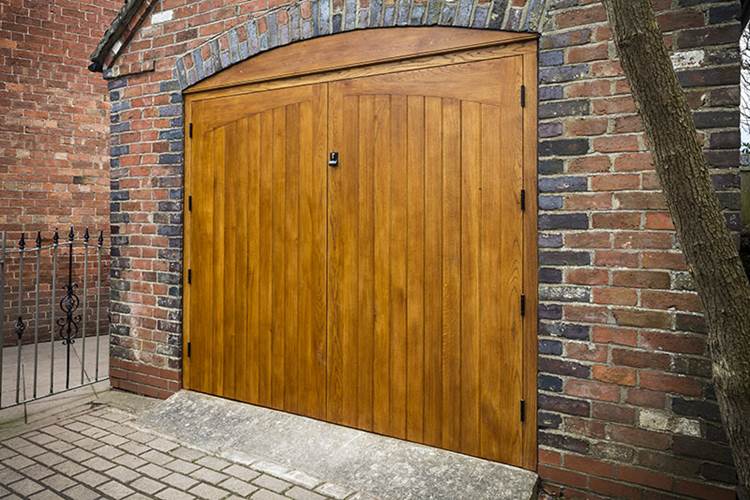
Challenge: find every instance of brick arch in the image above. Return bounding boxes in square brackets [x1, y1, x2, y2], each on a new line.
[172, 0, 549, 90]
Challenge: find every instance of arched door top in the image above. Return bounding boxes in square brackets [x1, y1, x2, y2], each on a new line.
[173, 0, 547, 91]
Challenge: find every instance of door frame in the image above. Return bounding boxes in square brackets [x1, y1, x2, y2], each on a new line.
[183, 27, 539, 471]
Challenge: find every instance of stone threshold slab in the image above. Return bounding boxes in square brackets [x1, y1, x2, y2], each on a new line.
[134, 390, 538, 500]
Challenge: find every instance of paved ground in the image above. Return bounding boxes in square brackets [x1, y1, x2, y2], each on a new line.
[0, 392, 360, 500]
[1, 335, 109, 410]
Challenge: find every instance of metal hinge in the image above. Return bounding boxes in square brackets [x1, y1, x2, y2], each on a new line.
[520, 85, 526, 108]
[520, 400, 526, 422]
[188, 195, 192, 212]
[187, 341, 191, 358]
[520, 294, 526, 316]
[520, 189, 526, 211]
[189, 123, 193, 138]
[187, 269, 192, 284]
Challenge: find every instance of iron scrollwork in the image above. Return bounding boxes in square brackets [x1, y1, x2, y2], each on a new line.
[56, 228, 80, 346]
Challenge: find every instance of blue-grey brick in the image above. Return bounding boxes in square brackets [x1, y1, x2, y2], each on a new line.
[539, 139, 589, 157]
[539, 304, 563, 320]
[111, 145, 129, 157]
[539, 322, 590, 340]
[540, 100, 589, 119]
[539, 86, 563, 101]
[539, 195, 563, 210]
[540, 268, 563, 284]
[539, 249, 591, 265]
[539, 159, 564, 175]
[539, 339, 563, 356]
[539, 214, 589, 230]
[539, 176, 587, 193]
[540, 64, 588, 84]
[540, 285, 591, 302]
[539, 375, 563, 392]
[539, 233, 563, 248]
[159, 154, 182, 165]
[539, 50, 564, 67]
[539, 122, 563, 138]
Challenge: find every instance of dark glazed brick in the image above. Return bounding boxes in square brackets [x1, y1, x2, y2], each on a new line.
[539, 357, 591, 378]
[539, 432, 590, 454]
[539, 250, 591, 265]
[539, 394, 591, 417]
[671, 397, 722, 422]
[540, 138, 589, 157]
[539, 339, 563, 355]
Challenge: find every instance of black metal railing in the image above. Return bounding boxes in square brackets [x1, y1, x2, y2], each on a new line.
[0, 228, 110, 410]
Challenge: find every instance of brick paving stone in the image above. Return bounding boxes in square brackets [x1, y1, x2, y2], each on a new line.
[150, 437, 181, 452]
[81, 456, 116, 471]
[171, 446, 205, 462]
[75, 469, 109, 487]
[286, 486, 326, 500]
[128, 431, 157, 444]
[114, 453, 149, 469]
[45, 440, 74, 453]
[138, 462, 172, 479]
[253, 474, 292, 493]
[191, 466, 229, 484]
[0, 466, 24, 483]
[52, 460, 86, 477]
[62, 447, 95, 462]
[131, 476, 167, 495]
[99, 480, 136, 499]
[314, 483, 354, 499]
[0, 446, 16, 459]
[63, 484, 100, 500]
[35, 452, 66, 467]
[4, 454, 35, 470]
[100, 434, 130, 447]
[121, 441, 151, 456]
[5, 437, 32, 448]
[142, 449, 174, 465]
[23, 463, 55, 481]
[94, 444, 126, 459]
[195, 455, 232, 471]
[156, 487, 196, 500]
[189, 482, 231, 499]
[29, 489, 65, 500]
[16, 443, 46, 457]
[225, 463, 261, 481]
[125, 493, 154, 500]
[106, 464, 141, 483]
[251, 490, 287, 500]
[220, 476, 258, 496]
[74, 437, 102, 450]
[8, 478, 45, 496]
[166, 458, 201, 474]
[27, 434, 56, 446]
[164, 471, 200, 491]
[253, 461, 290, 477]
[41, 473, 76, 491]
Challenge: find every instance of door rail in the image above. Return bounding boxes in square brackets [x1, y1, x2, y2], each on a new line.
[0, 228, 110, 410]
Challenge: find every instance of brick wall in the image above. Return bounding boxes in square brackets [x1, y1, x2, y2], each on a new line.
[100, 0, 740, 497]
[0, 0, 121, 344]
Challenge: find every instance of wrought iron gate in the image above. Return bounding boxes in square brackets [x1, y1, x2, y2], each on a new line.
[0, 228, 110, 410]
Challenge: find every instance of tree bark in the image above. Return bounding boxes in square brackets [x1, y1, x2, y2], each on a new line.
[601, 0, 750, 494]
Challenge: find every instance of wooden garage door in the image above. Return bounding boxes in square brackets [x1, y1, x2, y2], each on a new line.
[184, 31, 536, 467]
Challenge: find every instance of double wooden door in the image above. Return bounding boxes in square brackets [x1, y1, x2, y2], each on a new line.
[185, 45, 533, 466]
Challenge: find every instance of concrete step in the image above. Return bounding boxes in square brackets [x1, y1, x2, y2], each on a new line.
[134, 390, 538, 500]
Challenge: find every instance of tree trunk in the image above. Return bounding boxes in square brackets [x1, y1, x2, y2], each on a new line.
[601, 0, 750, 494]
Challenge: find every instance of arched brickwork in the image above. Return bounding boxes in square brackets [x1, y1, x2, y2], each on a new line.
[171, 0, 549, 90]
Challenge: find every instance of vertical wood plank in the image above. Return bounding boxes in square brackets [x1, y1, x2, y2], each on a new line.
[357, 95, 375, 430]
[212, 126, 226, 397]
[460, 101, 481, 456]
[372, 94, 392, 435]
[479, 104, 503, 460]
[271, 106, 287, 409]
[405, 95, 425, 442]
[422, 96, 443, 448]
[284, 104, 301, 413]
[258, 109, 274, 407]
[389, 95, 408, 439]
[247, 113, 262, 404]
[441, 98, 461, 451]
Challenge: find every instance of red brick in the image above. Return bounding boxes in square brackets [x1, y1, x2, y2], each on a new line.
[592, 326, 638, 347]
[612, 348, 671, 370]
[593, 287, 637, 306]
[591, 174, 640, 191]
[612, 270, 670, 289]
[639, 372, 703, 397]
[608, 425, 671, 450]
[592, 365, 636, 386]
[566, 379, 620, 402]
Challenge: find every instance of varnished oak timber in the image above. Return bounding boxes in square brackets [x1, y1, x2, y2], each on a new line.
[183, 28, 538, 471]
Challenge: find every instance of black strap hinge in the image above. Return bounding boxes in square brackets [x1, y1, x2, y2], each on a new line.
[520, 85, 526, 108]
[189, 123, 193, 138]
[520, 294, 526, 316]
[187, 341, 191, 358]
[520, 189, 526, 211]
[188, 195, 192, 212]
[187, 269, 192, 284]
[520, 399, 526, 422]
